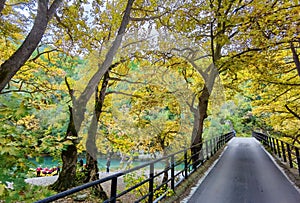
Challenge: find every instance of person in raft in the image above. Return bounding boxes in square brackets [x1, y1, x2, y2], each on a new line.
[106, 157, 111, 173]
[78, 159, 84, 167]
[56, 166, 60, 174]
[36, 166, 42, 177]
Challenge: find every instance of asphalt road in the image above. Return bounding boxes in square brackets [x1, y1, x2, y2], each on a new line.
[187, 137, 300, 203]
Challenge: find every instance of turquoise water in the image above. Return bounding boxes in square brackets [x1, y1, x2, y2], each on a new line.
[28, 157, 174, 171]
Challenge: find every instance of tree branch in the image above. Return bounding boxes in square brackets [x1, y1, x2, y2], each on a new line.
[186, 93, 197, 113]
[109, 77, 145, 85]
[54, 13, 74, 43]
[290, 41, 300, 77]
[268, 87, 292, 104]
[130, 11, 167, 22]
[170, 47, 208, 80]
[260, 80, 300, 86]
[0, 0, 6, 14]
[65, 77, 75, 103]
[0, 0, 62, 92]
[285, 104, 300, 120]
[0, 89, 41, 95]
[106, 91, 142, 98]
[48, 0, 62, 18]
[29, 48, 58, 62]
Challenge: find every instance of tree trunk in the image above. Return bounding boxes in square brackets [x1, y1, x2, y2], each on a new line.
[0, 0, 6, 14]
[0, 0, 61, 92]
[85, 153, 108, 200]
[189, 21, 221, 169]
[50, 106, 78, 192]
[50, 98, 87, 192]
[191, 86, 209, 169]
[51, 0, 134, 191]
[85, 119, 99, 183]
[84, 71, 110, 200]
[161, 149, 168, 186]
[290, 41, 300, 77]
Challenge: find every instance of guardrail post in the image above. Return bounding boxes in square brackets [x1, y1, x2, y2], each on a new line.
[272, 138, 277, 155]
[200, 148, 204, 165]
[258, 133, 262, 143]
[171, 155, 175, 190]
[213, 138, 216, 154]
[269, 137, 273, 151]
[110, 177, 118, 203]
[255, 132, 258, 141]
[211, 138, 214, 155]
[210, 139, 213, 157]
[220, 135, 223, 147]
[222, 135, 224, 145]
[216, 137, 218, 152]
[286, 144, 293, 168]
[148, 163, 154, 203]
[184, 150, 188, 179]
[263, 134, 267, 145]
[205, 141, 209, 160]
[295, 148, 300, 176]
[276, 139, 281, 158]
[281, 141, 287, 162]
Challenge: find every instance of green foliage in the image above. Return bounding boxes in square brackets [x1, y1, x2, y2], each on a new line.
[123, 170, 174, 201]
[0, 93, 40, 178]
[124, 171, 149, 197]
[235, 48, 300, 144]
[0, 180, 56, 203]
[202, 93, 262, 138]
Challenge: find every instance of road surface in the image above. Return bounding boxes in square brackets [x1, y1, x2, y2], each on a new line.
[187, 137, 300, 203]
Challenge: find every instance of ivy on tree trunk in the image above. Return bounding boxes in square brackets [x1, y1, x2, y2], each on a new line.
[50, 106, 78, 192]
[191, 86, 209, 169]
[84, 71, 110, 200]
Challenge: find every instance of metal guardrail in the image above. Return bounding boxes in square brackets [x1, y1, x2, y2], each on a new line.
[36, 132, 235, 203]
[252, 131, 300, 176]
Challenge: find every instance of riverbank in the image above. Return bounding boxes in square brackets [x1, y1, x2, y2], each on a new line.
[25, 171, 121, 186]
[26, 170, 183, 202]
